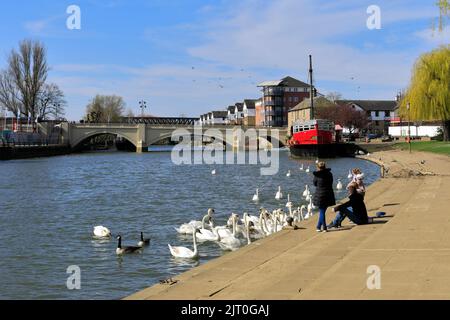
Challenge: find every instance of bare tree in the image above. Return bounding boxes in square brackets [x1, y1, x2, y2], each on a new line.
[85, 95, 126, 123]
[325, 92, 342, 102]
[8, 39, 49, 119]
[0, 70, 23, 117]
[37, 83, 66, 120]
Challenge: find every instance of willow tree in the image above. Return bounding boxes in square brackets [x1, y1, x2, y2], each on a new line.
[399, 46, 450, 140]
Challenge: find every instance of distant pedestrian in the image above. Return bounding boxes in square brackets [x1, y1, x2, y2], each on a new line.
[313, 161, 336, 232]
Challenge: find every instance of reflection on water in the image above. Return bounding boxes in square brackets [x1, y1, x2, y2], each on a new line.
[0, 151, 379, 299]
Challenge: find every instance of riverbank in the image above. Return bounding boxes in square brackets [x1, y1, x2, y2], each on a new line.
[0, 145, 70, 160]
[126, 149, 450, 299]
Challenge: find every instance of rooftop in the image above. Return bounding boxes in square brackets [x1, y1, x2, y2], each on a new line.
[336, 100, 398, 111]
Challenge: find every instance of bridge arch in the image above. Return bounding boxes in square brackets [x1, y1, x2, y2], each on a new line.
[70, 129, 138, 150]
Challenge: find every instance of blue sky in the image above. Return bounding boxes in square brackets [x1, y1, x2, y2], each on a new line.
[0, 0, 448, 120]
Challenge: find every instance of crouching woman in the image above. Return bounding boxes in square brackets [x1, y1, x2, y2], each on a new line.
[328, 182, 370, 228]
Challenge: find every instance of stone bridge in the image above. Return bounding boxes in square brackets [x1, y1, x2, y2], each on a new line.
[60, 123, 288, 152]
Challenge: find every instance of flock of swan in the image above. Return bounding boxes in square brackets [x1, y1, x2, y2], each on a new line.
[92, 162, 353, 259]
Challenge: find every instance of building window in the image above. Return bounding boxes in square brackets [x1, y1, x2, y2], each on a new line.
[294, 97, 299, 102]
[375, 111, 379, 117]
[385, 111, 390, 117]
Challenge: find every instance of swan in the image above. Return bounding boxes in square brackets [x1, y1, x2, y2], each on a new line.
[307, 198, 316, 212]
[275, 186, 283, 200]
[168, 229, 199, 259]
[137, 232, 150, 246]
[347, 170, 353, 179]
[252, 188, 259, 201]
[304, 205, 312, 220]
[196, 226, 220, 242]
[217, 215, 241, 251]
[302, 185, 310, 197]
[175, 209, 214, 234]
[116, 235, 142, 255]
[285, 194, 293, 209]
[93, 226, 111, 238]
[336, 179, 343, 190]
[305, 166, 310, 173]
[294, 205, 307, 222]
[286, 170, 291, 177]
[299, 163, 304, 171]
[305, 193, 311, 202]
[211, 169, 216, 175]
[315, 158, 319, 164]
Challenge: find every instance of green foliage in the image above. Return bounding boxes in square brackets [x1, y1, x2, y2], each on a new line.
[85, 95, 126, 123]
[399, 46, 450, 122]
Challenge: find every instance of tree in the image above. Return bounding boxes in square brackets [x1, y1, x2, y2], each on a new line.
[433, 0, 450, 32]
[36, 83, 66, 120]
[399, 46, 450, 140]
[8, 39, 48, 119]
[325, 92, 342, 102]
[316, 104, 368, 134]
[85, 95, 126, 123]
[0, 70, 23, 117]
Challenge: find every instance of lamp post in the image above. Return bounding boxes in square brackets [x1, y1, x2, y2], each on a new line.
[139, 100, 147, 120]
[407, 102, 411, 153]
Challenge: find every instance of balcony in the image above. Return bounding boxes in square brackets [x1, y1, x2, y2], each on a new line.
[263, 88, 284, 96]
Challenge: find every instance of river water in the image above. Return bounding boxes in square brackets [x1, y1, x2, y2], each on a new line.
[0, 149, 380, 299]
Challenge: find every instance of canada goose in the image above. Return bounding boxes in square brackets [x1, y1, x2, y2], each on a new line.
[116, 235, 142, 255]
[138, 232, 150, 246]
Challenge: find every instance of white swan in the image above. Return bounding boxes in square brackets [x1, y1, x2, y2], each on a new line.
[299, 163, 304, 171]
[305, 193, 311, 202]
[315, 158, 319, 164]
[217, 215, 241, 251]
[211, 169, 216, 175]
[286, 170, 291, 177]
[93, 226, 111, 239]
[196, 226, 220, 242]
[307, 198, 316, 212]
[168, 229, 199, 259]
[294, 205, 307, 222]
[347, 170, 353, 179]
[275, 186, 283, 200]
[175, 209, 214, 234]
[302, 185, 309, 197]
[305, 166, 310, 173]
[336, 179, 343, 190]
[252, 188, 259, 201]
[285, 194, 293, 209]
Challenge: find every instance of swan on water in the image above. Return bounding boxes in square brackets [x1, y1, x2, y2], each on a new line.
[275, 186, 283, 200]
[217, 215, 241, 251]
[286, 170, 291, 177]
[137, 232, 150, 246]
[175, 209, 214, 234]
[302, 185, 310, 197]
[347, 170, 353, 179]
[93, 226, 111, 239]
[336, 179, 343, 190]
[305, 193, 311, 202]
[299, 163, 304, 171]
[211, 169, 216, 175]
[285, 194, 293, 209]
[196, 226, 221, 242]
[168, 229, 199, 259]
[305, 166, 310, 173]
[116, 235, 142, 255]
[252, 188, 259, 201]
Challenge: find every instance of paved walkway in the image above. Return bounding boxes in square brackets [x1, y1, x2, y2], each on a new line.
[126, 149, 450, 300]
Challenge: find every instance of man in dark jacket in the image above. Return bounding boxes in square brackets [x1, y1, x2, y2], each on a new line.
[328, 182, 369, 228]
[313, 162, 336, 232]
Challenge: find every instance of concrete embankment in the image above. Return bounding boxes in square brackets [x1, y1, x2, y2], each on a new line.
[126, 149, 450, 300]
[0, 145, 71, 160]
